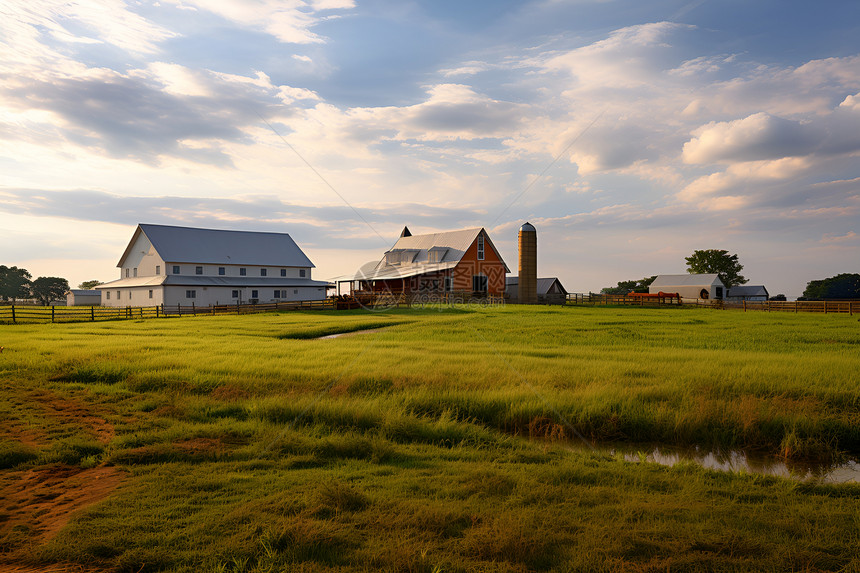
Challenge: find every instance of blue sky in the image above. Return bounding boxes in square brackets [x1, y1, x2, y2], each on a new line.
[2, 0, 859, 298]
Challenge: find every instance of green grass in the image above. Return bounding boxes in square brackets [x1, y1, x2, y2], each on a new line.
[1, 305, 859, 571]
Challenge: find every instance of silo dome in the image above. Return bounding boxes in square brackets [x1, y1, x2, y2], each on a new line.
[520, 222, 536, 233]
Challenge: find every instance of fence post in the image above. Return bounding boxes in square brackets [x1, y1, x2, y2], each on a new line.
[237, 301, 240, 315]
[743, 300, 746, 312]
[192, 302, 195, 316]
[51, 306, 55, 323]
[178, 303, 182, 317]
[10, 305, 15, 323]
[91, 306, 95, 321]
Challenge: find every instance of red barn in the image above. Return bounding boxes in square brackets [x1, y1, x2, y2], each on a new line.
[345, 226, 509, 298]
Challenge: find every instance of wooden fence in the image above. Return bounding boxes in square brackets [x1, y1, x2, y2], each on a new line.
[566, 294, 859, 315]
[0, 299, 336, 324]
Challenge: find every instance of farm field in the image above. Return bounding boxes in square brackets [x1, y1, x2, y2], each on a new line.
[1, 305, 859, 572]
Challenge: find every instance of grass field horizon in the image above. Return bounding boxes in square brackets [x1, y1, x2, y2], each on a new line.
[2, 305, 859, 571]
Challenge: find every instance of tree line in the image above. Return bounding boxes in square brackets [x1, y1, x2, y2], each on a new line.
[601, 250, 859, 300]
[0, 266, 91, 305]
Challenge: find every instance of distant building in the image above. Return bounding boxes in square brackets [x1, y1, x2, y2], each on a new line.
[650, 274, 725, 301]
[66, 289, 101, 306]
[96, 224, 330, 307]
[506, 277, 568, 304]
[726, 285, 769, 302]
[345, 226, 509, 297]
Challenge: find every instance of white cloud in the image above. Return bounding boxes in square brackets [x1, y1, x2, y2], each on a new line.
[162, 0, 353, 44]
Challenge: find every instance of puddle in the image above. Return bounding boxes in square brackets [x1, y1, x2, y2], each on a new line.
[566, 441, 860, 483]
[319, 327, 388, 339]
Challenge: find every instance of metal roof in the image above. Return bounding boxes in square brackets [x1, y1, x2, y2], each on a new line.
[68, 289, 100, 295]
[651, 274, 723, 287]
[352, 227, 509, 281]
[727, 285, 769, 297]
[118, 224, 315, 268]
[506, 277, 567, 295]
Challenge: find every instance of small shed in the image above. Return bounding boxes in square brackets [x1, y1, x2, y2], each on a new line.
[726, 285, 769, 302]
[506, 277, 568, 304]
[650, 274, 725, 301]
[67, 289, 102, 306]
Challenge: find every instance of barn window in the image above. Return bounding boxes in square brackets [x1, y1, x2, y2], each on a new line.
[155, 265, 160, 275]
[173, 265, 180, 274]
[281, 269, 287, 277]
[294, 289, 298, 295]
[477, 235, 485, 260]
[148, 289, 153, 299]
[251, 290, 258, 298]
[186, 290, 196, 299]
[218, 267, 225, 275]
[299, 269, 306, 277]
[116, 290, 121, 299]
[196, 266, 203, 275]
[261, 268, 267, 276]
[231, 290, 239, 298]
[472, 275, 488, 293]
[125, 268, 129, 278]
[106, 291, 110, 300]
[444, 277, 453, 292]
[240, 268, 247, 276]
[133, 268, 138, 277]
[274, 290, 281, 298]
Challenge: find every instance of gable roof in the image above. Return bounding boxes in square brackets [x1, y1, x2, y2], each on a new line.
[354, 227, 509, 281]
[118, 224, 315, 268]
[726, 285, 769, 297]
[651, 274, 723, 287]
[506, 277, 567, 295]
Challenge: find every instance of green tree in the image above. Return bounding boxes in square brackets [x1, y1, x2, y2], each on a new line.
[78, 280, 103, 290]
[685, 249, 748, 288]
[30, 277, 70, 305]
[0, 265, 32, 301]
[802, 273, 860, 299]
[601, 276, 656, 295]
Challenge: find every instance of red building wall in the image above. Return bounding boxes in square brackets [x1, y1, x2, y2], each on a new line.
[451, 231, 507, 295]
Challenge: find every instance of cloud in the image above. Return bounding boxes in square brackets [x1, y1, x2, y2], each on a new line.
[161, 0, 354, 44]
[682, 112, 819, 164]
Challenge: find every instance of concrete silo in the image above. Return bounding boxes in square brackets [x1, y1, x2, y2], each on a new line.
[518, 222, 537, 304]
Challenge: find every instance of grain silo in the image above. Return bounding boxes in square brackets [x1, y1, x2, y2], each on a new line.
[518, 222, 537, 304]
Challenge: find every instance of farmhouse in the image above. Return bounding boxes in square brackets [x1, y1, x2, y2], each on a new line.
[344, 226, 509, 297]
[650, 274, 725, 301]
[726, 285, 769, 302]
[506, 277, 568, 304]
[96, 224, 330, 307]
[66, 289, 101, 306]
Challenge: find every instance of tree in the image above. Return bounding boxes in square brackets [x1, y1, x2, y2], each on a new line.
[79, 280, 103, 290]
[802, 273, 860, 300]
[685, 249, 747, 289]
[30, 277, 70, 306]
[769, 294, 787, 301]
[601, 276, 656, 295]
[0, 265, 32, 301]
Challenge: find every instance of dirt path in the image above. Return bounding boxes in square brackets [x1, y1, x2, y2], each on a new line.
[28, 389, 114, 445]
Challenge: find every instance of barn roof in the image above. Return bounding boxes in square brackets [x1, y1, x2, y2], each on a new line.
[353, 227, 509, 281]
[118, 224, 315, 268]
[506, 277, 568, 295]
[727, 285, 769, 297]
[651, 274, 723, 287]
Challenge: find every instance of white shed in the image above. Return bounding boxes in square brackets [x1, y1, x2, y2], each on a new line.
[66, 289, 102, 306]
[650, 274, 725, 301]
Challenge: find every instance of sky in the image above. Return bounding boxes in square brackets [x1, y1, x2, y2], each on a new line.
[1, 0, 859, 299]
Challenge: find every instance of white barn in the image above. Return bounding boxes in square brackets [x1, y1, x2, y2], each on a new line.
[650, 274, 725, 301]
[96, 224, 330, 308]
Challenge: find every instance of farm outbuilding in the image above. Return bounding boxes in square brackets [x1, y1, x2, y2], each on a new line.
[650, 274, 725, 302]
[506, 277, 568, 304]
[726, 285, 769, 301]
[96, 224, 331, 308]
[66, 289, 101, 306]
[344, 226, 509, 298]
